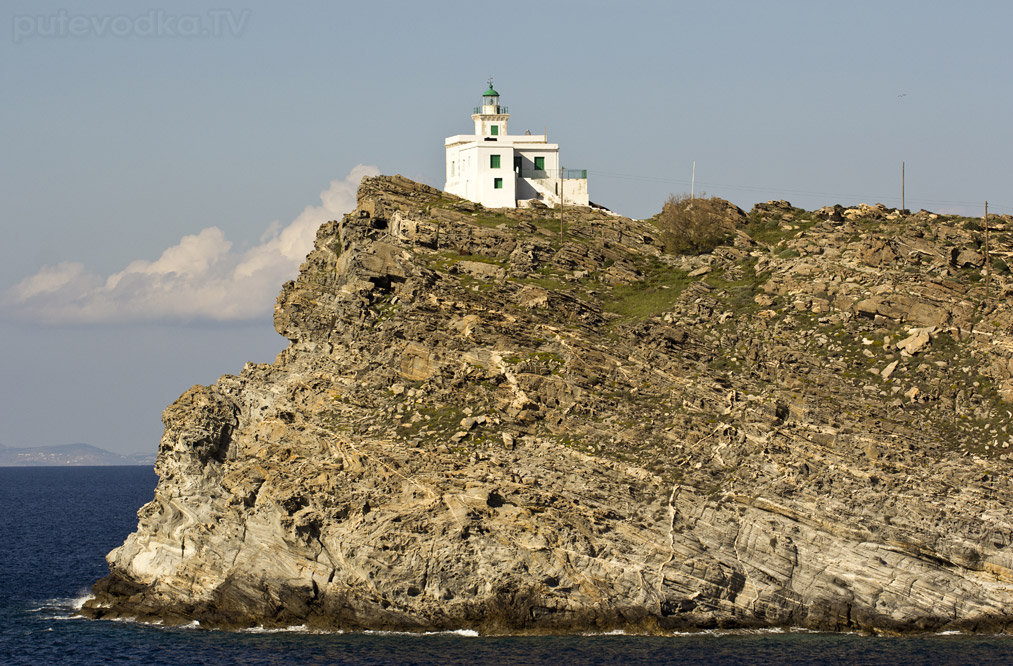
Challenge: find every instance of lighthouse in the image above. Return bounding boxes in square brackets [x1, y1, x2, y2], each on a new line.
[444, 82, 589, 209]
[474, 84, 509, 137]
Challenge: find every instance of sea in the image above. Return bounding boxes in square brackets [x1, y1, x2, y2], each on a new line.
[3, 466, 1013, 665]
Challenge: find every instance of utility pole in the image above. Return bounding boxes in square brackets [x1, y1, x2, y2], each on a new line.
[984, 200, 991, 305]
[559, 167, 565, 246]
[691, 161, 696, 199]
[901, 162, 905, 212]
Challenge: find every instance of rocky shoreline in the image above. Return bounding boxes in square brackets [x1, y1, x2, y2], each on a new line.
[83, 176, 1013, 634]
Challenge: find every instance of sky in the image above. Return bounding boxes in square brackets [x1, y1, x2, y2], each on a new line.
[1, 0, 1011, 454]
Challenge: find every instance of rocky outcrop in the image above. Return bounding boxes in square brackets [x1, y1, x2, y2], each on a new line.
[83, 177, 1013, 634]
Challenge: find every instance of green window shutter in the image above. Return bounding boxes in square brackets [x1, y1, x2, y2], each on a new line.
[494, 178, 503, 189]
[490, 155, 500, 169]
[534, 156, 545, 170]
[491, 125, 499, 136]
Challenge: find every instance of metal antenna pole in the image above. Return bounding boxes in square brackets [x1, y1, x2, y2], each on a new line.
[559, 166, 564, 246]
[902, 161, 905, 211]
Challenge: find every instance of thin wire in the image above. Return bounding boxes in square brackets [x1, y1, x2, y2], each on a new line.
[588, 169, 1009, 212]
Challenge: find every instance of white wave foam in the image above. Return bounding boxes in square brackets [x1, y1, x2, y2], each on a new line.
[241, 624, 316, 634]
[430, 629, 479, 638]
[363, 628, 481, 638]
[25, 594, 94, 620]
[668, 627, 838, 637]
[70, 593, 94, 610]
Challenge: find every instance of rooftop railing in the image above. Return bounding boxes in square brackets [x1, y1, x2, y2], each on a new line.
[473, 106, 508, 114]
[519, 168, 587, 179]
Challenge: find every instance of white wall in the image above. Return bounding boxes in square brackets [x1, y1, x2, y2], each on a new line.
[472, 144, 516, 208]
[560, 177, 589, 206]
[473, 114, 509, 138]
[515, 147, 558, 176]
[446, 142, 516, 208]
[444, 142, 469, 200]
[517, 176, 589, 207]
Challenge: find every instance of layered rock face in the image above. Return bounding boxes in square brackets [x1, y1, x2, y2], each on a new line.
[83, 176, 1013, 633]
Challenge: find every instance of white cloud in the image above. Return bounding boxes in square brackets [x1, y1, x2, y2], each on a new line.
[2, 164, 379, 325]
[10, 262, 96, 300]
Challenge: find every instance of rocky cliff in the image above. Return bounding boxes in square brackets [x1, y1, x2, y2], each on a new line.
[82, 176, 1013, 634]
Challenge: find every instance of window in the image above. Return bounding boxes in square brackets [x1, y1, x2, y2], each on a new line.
[494, 178, 503, 189]
[490, 155, 500, 169]
[534, 156, 545, 170]
[490, 125, 499, 136]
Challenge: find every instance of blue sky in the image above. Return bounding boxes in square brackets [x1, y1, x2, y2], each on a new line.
[1, 0, 1011, 454]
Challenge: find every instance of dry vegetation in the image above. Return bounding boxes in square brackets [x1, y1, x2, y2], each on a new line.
[651, 193, 739, 255]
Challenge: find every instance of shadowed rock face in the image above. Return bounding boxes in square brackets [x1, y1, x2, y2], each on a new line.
[83, 176, 1013, 634]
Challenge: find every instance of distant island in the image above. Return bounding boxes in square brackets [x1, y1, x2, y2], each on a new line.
[0, 442, 155, 467]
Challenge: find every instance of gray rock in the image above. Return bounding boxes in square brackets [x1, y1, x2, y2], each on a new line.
[82, 175, 1013, 636]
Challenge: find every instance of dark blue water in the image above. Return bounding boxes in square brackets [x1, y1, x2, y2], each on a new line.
[3, 466, 1013, 665]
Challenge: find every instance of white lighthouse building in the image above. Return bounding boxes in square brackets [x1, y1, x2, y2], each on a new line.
[444, 83, 589, 209]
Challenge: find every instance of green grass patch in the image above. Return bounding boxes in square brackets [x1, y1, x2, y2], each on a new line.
[469, 213, 516, 229]
[426, 251, 506, 272]
[395, 404, 469, 441]
[743, 216, 818, 247]
[512, 275, 569, 291]
[600, 260, 690, 319]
